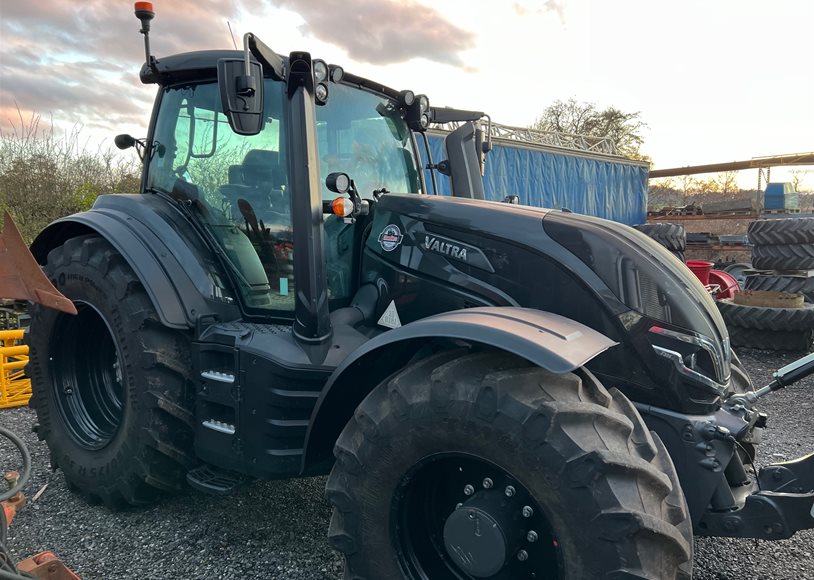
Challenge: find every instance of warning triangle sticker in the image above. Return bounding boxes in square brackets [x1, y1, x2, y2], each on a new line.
[377, 300, 402, 329]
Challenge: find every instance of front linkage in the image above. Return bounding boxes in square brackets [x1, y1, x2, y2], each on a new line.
[639, 352, 814, 540]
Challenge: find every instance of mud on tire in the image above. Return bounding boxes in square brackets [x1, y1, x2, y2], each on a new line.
[27, 235, 195, 507]
[326, 349, 693, 579]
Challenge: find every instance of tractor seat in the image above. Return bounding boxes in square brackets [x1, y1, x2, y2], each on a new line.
[224, 150, 290, 224]
[241, 149, 279, 189]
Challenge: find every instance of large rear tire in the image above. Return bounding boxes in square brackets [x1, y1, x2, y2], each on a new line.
[27, 235, 195, 507]
[326, 350, 692, 579]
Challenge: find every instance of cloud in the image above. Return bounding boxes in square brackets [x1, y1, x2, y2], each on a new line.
[274, 0, 476, 66]
[0, 0, 251, 135]
[513, 0, 566, 23]
[0, 0, 475, 138]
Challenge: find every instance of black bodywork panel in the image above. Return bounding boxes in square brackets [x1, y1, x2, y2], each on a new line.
[30, 193, 239, 329]
[303, 307, 617, 472]
[358, 194, 728, 414]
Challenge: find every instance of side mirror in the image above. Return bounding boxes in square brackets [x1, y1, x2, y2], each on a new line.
[218, 58, 265, 136]
[444, 121, 485, 200]
[114, 134, 136, 150]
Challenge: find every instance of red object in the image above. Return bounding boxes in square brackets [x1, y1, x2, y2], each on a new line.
[708, 270, 740, 299]
[134, 2, 154, 12]
[16, 551, 81, 580]
[686, 260, 714, 285]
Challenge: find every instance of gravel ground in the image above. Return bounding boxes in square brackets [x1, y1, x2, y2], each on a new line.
[0, 348, 812, 579]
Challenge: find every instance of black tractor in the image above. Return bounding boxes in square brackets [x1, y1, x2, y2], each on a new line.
[21, 4, 814, 579]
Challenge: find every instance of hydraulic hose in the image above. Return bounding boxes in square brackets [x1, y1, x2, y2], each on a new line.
[0, 427, 30, 503]
[0, 425, 33, 579]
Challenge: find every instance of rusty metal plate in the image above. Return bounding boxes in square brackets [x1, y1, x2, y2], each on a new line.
[0, 212, 76, 315]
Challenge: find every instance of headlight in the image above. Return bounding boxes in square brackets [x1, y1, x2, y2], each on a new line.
[649, 326, 731, 395]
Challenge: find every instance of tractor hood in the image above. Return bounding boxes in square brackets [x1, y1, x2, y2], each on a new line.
[365, 194, 731, 405]
[542, 210, 729, 346]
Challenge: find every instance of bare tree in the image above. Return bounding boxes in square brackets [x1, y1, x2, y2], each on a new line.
[790, 169, 812, 193]
[532, 98, 648, 160]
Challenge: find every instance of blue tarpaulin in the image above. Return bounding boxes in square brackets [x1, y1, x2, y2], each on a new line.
[420, 133, 648, 225]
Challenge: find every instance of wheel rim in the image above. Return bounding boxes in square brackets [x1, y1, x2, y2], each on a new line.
[392, 453, 562, 579]
[50, 301, 125, 450]
[723, 262, 750, 289]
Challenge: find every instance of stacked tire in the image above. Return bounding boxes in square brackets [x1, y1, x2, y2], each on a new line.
[745, 217, 814, 304]
[633, 223, 686, 262]
[747, 217, 814, 272]
[720, 217, 814, 352]
[718, 292, 814, 351]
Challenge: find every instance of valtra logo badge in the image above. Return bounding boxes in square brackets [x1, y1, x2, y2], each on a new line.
[378, 224, 403, 251]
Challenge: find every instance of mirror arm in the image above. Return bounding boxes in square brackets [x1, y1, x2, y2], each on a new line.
[244, 33, 286, 81]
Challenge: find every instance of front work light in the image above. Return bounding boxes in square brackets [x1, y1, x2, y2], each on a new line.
[313, 59, 329, 83]
[399, 90, 415, 107]
[406, 94, 431, 132]
[315, 83, 329, 104]
[329, 65, 344, 83]
[326, 172, 351, 194]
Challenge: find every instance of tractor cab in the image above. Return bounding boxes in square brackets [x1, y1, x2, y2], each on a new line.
[135, 50, 424, 317]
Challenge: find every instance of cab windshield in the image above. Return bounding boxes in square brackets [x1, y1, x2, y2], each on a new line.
[147, 78, 419, 315]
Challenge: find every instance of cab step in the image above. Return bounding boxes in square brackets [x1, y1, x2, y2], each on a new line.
[186, 464, 252, 496]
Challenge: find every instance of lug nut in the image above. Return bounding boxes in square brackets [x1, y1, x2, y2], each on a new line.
[517, 549, 528, 561]
[522, 506, 533, 518]
[482, 478, 493, 489]
[527, 530, 538, 543]
[464, 484, 475, 496]
[504, 485, 516, 497]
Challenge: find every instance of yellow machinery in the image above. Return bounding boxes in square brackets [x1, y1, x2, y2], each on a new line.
[0, 329, 31, 408]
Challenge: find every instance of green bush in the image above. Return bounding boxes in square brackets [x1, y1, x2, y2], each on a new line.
[0, 114, 141, 243]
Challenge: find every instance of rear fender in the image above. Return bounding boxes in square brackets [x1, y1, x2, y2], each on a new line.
[301, 307, 617, 473]
[30, 194, 239, 329]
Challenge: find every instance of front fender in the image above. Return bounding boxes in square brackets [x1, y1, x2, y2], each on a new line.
[301, 307, 617, 474]
[30, 194, 239, 329]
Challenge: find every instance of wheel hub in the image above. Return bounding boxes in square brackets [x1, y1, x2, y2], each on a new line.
[443, 502, 507, 577]
[393, 453, 561, 579]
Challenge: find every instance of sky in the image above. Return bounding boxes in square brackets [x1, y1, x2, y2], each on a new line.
[1, 0, 813, 189]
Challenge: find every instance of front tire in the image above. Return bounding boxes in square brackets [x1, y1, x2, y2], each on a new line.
[326, 349, 692, 579]
[27, 235, 196, 506]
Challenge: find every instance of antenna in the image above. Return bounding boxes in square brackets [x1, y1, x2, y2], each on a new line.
[227, 21, 238, 50]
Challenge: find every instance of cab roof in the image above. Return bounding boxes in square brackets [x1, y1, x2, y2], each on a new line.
[138, 50, 402, 102]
